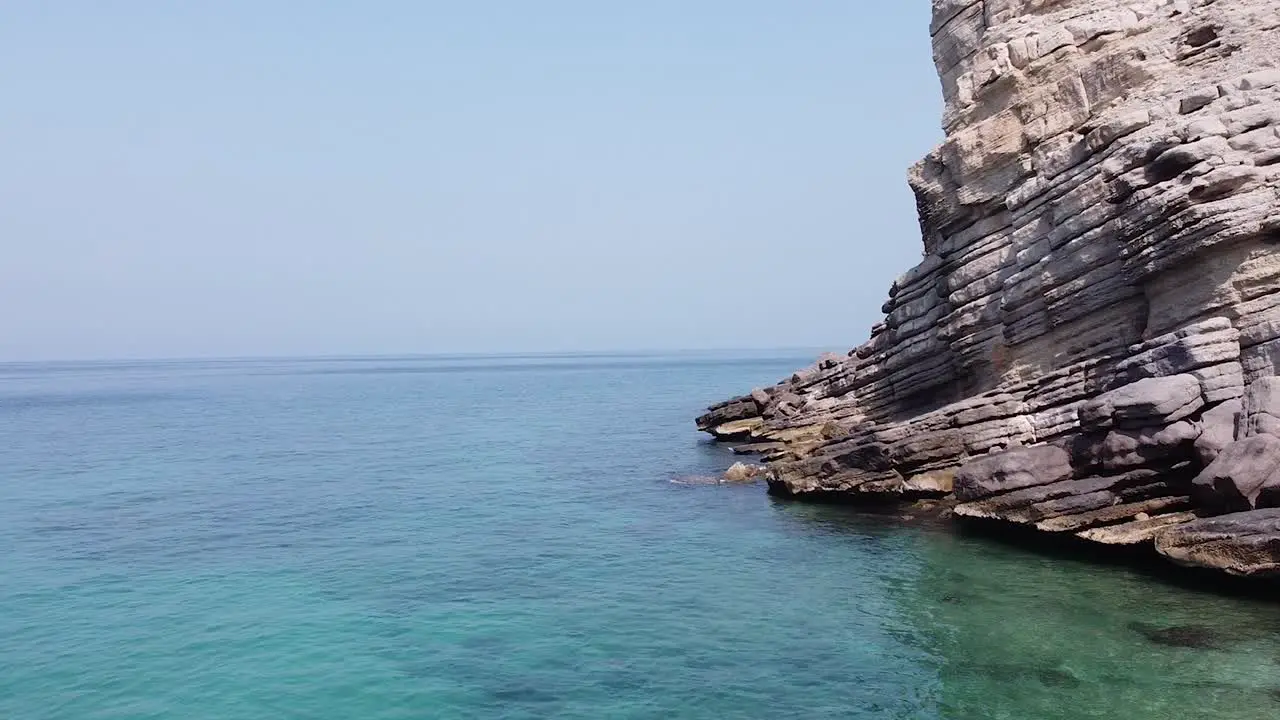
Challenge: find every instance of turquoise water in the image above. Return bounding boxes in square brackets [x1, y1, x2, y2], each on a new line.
[3, 354, 1280, 720]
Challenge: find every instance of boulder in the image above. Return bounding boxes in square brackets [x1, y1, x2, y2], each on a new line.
[1078, 375, 1204, 431]
[1190, 435, 1280, 512]
[953, 445, 1073, 502]
[750, 387, 773, 407]
[1194, 399, 1241, 466]
[721, 462, 766, 484]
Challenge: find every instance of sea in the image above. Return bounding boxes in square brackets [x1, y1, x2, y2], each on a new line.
[3, 353, 1280, 720]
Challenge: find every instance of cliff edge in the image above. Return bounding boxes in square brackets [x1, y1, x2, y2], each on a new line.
[697, 0, 1280, 579]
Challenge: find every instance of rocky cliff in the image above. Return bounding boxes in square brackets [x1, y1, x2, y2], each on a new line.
[697, 0, 1280, 579]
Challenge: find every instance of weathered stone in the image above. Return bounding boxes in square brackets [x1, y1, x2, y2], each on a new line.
[903, 469, 956, 495]
[955, 473, 1134, 524]
[1156, 510, 1280, 577]
[731, 442, 785, 457]
[1077, 512, 1198, 545]
[1035, 497, 1193, 533]
[1191, 361, 1244, 404]
[1077, 375, 1203, 430]
[1111, 328, 1241, 387]
[1243, 376, 1280, 437]
[956, 458, 1197, 530]
[710, 418, 763, 442]
[750, 388, 772, 407]
[1191, 435, 1280, 512]
[954, 445, 1073, 502]
[1195, 399, 1242, 466]
[722, 462, 766, 483]
[696, 396, 760, 436]
[1179, 86, 1221, 115]
[1098, 421, 1201, 472]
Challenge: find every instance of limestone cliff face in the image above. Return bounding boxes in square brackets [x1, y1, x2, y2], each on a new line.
[698, 0, 1280, 578]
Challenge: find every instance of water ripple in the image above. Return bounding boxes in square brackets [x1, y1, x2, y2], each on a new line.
[3, 355, 1280, 719]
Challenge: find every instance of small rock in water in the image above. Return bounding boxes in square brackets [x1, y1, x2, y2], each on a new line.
[1036, 667, 1082, 689]
[489, 686, 559, 704]
[722, 462, 766, 483]
[1129, 621, 1224, 650]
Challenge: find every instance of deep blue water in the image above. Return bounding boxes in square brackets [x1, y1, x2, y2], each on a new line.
[3, 353, 1280, 719]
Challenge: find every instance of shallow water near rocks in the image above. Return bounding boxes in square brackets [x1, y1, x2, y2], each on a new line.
[3, 353, 1280, 719]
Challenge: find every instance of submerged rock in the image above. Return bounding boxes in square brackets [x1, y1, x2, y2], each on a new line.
[1129, 622, 1226, 650]
[1034, 667, 1083, 689]
[693, 0, 1280, 582]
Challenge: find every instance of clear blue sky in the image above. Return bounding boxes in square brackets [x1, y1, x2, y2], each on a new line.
[0, 2, 940, 360]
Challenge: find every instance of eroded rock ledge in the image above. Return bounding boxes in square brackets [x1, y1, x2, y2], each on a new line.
[697, 0, 1280, 580]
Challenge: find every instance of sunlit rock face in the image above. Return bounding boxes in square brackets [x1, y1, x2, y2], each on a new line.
[698, 0, 1280, 576]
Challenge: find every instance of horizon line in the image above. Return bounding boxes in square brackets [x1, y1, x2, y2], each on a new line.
[0, 344, 850, 366]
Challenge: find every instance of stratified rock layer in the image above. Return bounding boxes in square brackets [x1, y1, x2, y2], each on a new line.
[698, 0, 1280, 580]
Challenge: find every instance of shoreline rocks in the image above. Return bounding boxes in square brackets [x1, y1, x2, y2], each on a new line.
[696, 0, 1280, 582]
[722, 462, 768, 484]
[670, 462, 769, 487]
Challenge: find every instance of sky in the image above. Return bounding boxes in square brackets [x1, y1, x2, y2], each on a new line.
[0, 2, 941, 360]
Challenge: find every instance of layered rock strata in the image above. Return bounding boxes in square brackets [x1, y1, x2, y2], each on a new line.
[697, 0, 1280, 579]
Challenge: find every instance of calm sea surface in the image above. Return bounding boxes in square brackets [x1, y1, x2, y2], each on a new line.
[3, 353, 1280, 719]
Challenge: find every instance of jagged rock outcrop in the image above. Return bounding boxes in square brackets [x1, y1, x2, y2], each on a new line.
[697, 0, 1280, 579]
